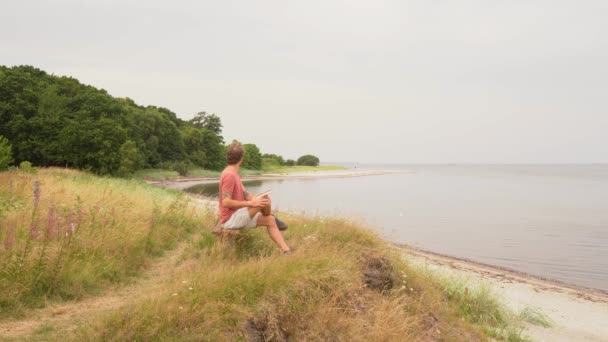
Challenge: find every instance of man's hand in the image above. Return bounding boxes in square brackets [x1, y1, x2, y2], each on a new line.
[249, 196, 270, 208]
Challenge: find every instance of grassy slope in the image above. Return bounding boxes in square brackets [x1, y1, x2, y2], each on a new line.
[1, 169, 529, 341]
[0, 168, 208, 318]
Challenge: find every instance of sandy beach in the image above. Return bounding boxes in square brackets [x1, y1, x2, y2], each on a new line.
[400, 246, 608, 342]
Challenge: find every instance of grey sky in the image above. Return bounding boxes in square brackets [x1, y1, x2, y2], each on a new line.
[2, 0, 607, 163]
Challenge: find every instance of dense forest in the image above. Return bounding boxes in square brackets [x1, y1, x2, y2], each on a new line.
[0, 65, 228, 175]
[0, 65, 320, 176]
[0, 65, 319, 176]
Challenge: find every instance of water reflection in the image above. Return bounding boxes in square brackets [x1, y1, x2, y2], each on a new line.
[186, 180, 266, 197]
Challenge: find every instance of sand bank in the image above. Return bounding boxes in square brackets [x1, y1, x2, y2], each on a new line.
[399, 246, 608, 342]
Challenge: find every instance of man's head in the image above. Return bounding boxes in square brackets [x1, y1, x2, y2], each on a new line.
[226, 143, 244, 166]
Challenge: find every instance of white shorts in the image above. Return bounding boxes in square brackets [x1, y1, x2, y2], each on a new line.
[221, 207, 260, 229]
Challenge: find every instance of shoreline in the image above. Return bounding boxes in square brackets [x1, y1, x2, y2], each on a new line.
[397, 244, 608, 341]
[146, 169, 409, 190]
[396, 243, 608, 300]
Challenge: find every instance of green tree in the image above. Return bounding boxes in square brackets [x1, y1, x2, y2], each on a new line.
[0, 65, 226, 174]
[117, 140, 143, 176]
[129, 108, 186, 167]
[189, 111, 223, 137]
[285, 159, 296, 167]
[148, 108, 186, 162]
[0, 135, 14, 170]
[155, 106, 186, 128]
[262, 153, 285, 166]
[297, 154, 320, 166]
[59, 118, 127, 175]
[180, 127, 207, 167]
[201, 129, 225, 170]
[242, 143, 262, 170]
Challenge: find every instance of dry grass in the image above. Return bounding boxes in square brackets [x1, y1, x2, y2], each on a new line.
[1, 168, 529, 341]
[0, 168, 208, 318]
[71, 215, 520, 341]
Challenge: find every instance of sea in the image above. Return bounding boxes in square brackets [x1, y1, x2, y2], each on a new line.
[186, 164, 608, 292]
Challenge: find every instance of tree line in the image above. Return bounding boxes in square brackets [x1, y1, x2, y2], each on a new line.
[0, 65, 319, 175]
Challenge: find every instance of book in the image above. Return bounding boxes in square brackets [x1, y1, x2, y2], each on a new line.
[256, 190, 272, 198]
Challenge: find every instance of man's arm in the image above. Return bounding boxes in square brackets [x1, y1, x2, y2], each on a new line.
[221, 177, 268, 209]
[242, 183, 271, 207]
[223, 193, 268, 209]
[221, 189, 250, 209]
[243, 183, 254, 201]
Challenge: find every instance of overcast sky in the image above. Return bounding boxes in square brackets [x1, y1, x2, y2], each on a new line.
[2, 0, 607, 163]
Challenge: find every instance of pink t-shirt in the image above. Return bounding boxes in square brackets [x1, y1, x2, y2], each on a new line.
[219, 168, 245, 223]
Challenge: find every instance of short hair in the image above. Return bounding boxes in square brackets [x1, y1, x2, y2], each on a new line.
[226, 143, 244, 165]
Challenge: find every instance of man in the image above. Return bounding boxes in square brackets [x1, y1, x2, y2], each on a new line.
[218, 143, 292, 254]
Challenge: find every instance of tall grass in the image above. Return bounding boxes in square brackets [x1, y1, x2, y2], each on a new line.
[435, 276, 531, 342]
[519, 306, 552, 328]
[0, 168, 206, 318]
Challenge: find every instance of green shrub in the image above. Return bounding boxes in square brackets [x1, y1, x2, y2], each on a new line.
[173, 161, 190, 176]
[262, 153, 285, 166]
[117, 140, 143, 176]
[19, 161, 36, 174]
[0, 135, 14, 170]
[158, 160, 191, 176]
[297, 154, 320, 166]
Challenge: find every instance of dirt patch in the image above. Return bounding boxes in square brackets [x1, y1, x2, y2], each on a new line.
[362, 256, 395, 293]
[245, 313, 291, 342]
[421, 313, 443, 342]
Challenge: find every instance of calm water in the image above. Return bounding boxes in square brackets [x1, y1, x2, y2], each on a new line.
[187, 165, 608, 291]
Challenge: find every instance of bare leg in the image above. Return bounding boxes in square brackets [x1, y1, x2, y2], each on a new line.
[261, 201, 271, 216]
[247, 198, 271, 217]
[256, 214, 290, 252]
